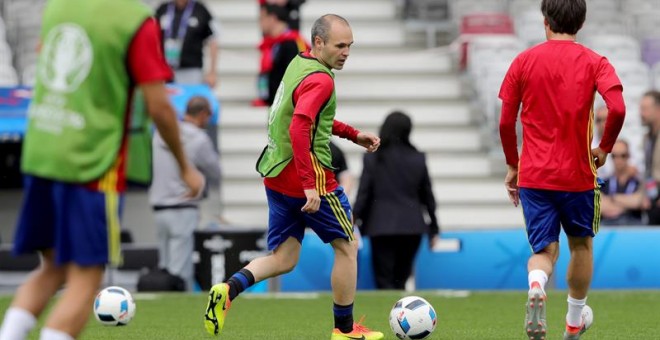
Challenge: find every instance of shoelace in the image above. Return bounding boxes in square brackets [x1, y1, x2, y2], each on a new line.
[353, 316, 372, 333]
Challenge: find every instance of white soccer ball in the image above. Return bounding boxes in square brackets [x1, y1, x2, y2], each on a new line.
[93, 286, 136, 326]
[582, 305, 594, 329]
[389, 296, 437, 339]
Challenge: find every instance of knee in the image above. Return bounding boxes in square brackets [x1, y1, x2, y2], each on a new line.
[274, 252, 298, 275]
[37, 262, 66, 287]
[334, 239, 358, 261]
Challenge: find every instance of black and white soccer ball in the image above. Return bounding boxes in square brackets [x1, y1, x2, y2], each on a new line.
[389, 296, 437, 339]
[93, 286, 136, 326]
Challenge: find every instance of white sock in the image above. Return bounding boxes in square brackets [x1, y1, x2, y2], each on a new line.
[0, 307, 37, 340]
[566, 296, 587, 328]
[528, 269, 548, 292]
[39, 328, 74, 340]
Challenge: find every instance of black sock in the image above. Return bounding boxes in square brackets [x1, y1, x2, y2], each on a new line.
[225, 268, 255, 301]
[333, 302, 354, 333]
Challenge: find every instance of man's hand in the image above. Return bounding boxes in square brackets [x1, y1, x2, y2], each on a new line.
[204, 72, 217, 88]
[592, 147, 607, 169]
[181, 165, 205, 199]
[301, 188, 321, 213]
[504, 165, 519, 207]
[356, 132, 380, 153]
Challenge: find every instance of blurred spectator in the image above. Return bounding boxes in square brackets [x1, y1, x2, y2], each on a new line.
[155, 0, 220, 87]
[592, 106, 613, 177]
[600, 140, 648, 226]
[330, 140, 354, 194]
[353, 111, 440, 290]
[641, 90, 660, 224]
[254, 3, 309, 106]
[149, 96, 221, 290]
[259, 0, 306, 31]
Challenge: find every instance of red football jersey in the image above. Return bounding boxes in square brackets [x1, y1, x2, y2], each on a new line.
[499, 40, 624, 192]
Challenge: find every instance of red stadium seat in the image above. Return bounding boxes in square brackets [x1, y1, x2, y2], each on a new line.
[456, 13, 515, 70]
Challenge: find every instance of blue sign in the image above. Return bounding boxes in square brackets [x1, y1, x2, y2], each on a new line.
[0, 84, 220, 141]
[555, 228, 660, 289]
[0, 87, 32, 139]
[415, 230, 530, 290]
[167, 84, 220, 125]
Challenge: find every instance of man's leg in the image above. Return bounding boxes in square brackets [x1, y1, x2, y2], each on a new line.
[329, 237, 383, 340]
[369, 236, 396, 289]
[0, 250, 66, 340]
[519, 188, 562, 340]
[242, 236, 301, 288]
[204, 237, 301, 336]
[165, 209, 198, 291]
[154, 211, 170, 272]
[330, 238, 358, 332]
[565, 236, 593, 331]
[527, 242, 559, 291]
[393, 235, 422, 290]
[40, 264, 104, 339]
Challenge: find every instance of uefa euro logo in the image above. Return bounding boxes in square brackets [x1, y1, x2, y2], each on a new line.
[39, 23, 93, 93]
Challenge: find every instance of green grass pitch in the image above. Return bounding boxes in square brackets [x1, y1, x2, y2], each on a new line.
[1, 290, 659, 339]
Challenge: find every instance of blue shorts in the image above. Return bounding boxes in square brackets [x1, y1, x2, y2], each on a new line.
[13, 175, 124, 266]
[265, 186, 354, 251]
[520, 187, 600, 253]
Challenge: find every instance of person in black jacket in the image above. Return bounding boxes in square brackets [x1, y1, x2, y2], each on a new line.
[353, 111, 440, 290]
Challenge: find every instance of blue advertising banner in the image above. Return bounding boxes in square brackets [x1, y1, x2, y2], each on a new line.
[0, 84, 220, 140]
[0, 87, 31, 140]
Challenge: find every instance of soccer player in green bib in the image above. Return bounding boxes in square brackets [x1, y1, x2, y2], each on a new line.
[0, 1, 203, 339]
[204, 14, 384, 340]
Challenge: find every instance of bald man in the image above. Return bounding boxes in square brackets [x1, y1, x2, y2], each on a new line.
[203, 14, 384, 340]
[149, 96, 220, 291]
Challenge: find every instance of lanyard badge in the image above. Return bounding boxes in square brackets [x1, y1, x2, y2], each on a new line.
[164, 0, 195, 68]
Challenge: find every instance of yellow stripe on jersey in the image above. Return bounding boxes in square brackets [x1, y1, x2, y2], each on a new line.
[296, 38, 307, 52]
[326, 192, 354, 241]
[99, 159, 122, 266]
[587, 96, 598, 187]
[310, 153, 327, 196]
[592, 188, 601, 235]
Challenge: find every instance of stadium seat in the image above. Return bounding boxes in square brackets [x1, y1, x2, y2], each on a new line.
[616, 61, 652, 91]
[20, 63, 36, 86]
[642, 37, 660, 68]
[514, 10, 545, 47]
[625, 9, 660, 40]
[583, 34, 642, 65]
[653, 62, 660, 89]
[454, 13, 515, 70]
[449, 0, 508, 24]
[0, 65, 18, 87]
[508, 0, 540, 18]
[460, 13, 514, 35]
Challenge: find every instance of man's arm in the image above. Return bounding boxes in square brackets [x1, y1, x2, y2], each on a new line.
[142, 83, 203, 198]
[499, 100, 521, 207]
[192, 136, 221, 189]
[202, 4, 220, 87]
[129, 18, 203, 198]
[598, 87, 626, 153]
[205, 38, 219, 87]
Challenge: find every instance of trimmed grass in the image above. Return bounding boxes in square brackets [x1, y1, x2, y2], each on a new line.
[1, 290, 659, 339]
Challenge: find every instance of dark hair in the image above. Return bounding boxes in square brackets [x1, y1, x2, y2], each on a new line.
[614, 139, 629, 150]
[311, 14, 349, 43]
[185, 96, 210, 117]
[378, 111, 416, 152]
[643, 90, 660, 107]
[541, 0, 586, 35]
[262, 3, 289, 23]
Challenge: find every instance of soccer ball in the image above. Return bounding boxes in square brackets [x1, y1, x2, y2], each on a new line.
[93, 286, 136, 326]
[582, 305, 594, 329]
[389, 296, 437, 339]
